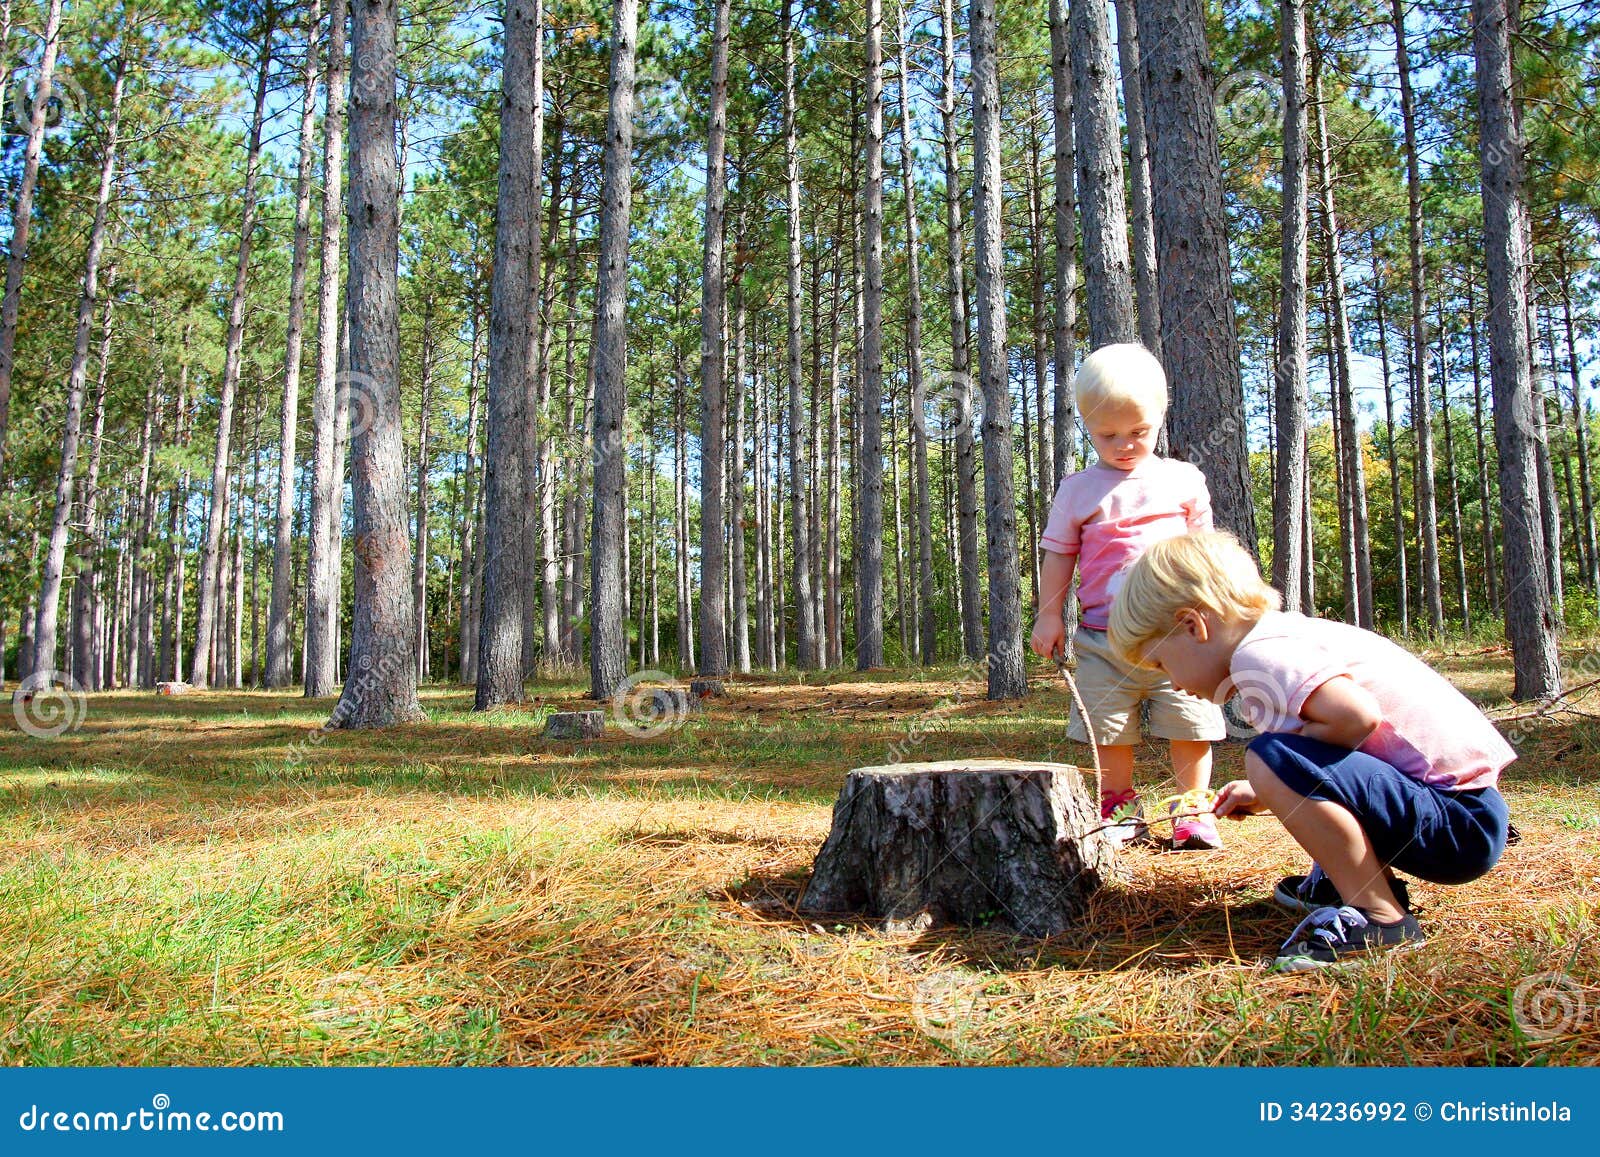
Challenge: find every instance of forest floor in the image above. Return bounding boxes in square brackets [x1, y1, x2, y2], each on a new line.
[0, 641, 1595, 1065]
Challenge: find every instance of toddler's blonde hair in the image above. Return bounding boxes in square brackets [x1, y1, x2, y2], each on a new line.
[1108, 531, 1282, 666]
[1074, 342, 1168, 423]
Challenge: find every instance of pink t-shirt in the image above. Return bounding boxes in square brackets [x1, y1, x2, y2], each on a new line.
[1229, 611, 1516, 791]
[1040, 456, 1213, 629]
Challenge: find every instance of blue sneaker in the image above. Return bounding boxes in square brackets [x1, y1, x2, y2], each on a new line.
[1273, 864, 1411, 913]
[1272, 905, 1424, 972]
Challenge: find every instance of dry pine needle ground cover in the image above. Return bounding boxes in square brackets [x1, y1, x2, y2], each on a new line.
[0, 643, 1595, 1065]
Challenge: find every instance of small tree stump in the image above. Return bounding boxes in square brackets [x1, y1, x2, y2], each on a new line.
[544, 710, 604, 740]
[800, 759, 1118, 938]
[645, 687, 700, 716]
[156, 681, 191, 696]
[689, 678, 725, 699]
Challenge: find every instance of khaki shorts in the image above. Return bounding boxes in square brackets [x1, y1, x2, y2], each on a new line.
[1063, 626, 1226, 746]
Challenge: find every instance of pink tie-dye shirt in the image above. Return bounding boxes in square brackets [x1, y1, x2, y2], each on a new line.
[1040, 456, 1214, 630]
[1229, 611, 1516, 790]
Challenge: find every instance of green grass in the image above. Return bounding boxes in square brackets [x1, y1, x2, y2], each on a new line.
[0, 650, 1595, 1065]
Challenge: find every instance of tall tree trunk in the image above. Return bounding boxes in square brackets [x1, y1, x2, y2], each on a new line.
[1438, 297, 1469, 630]
[305, 0, 348, 698]
[1557, 227, 1599, 591]
[699, 0, 731, 677]
[730, 222, 751, 673]
[1070, 0, 1134, 347]
[0, 0, 63, 471]
[476, 0, 542, 709]
[191, 20, 275, 686]
[1392, 0, 1444, 634]
[1135, 0, 1256, 546]
[1312, 50, 1372, 626]
[458, 303, 483, 681]
[72, 293, 113, 691]
[1465, 268, 1499, 612]
[971, 0, 1026, 700]
[777, 0, 815, 670]
[1025, 122, 1052, 548]
[827, 250, 844, 667]
[130, 370, 159, 687]
[332, 0, 424, 727]
[590, 0, 639, 699]
[1049, 0, 1077, 473]
[855, 0, 886, 671]
[1533, 345, 1564, 617]
[269, 0, 323, 688]
[519, 0, 546, 678]
[945, 0, 982, 662]
[1372, 249, 1411, 632]
[1272, 0, 1308, 611]
[895, 11, 935, 663]
[1472, 0, 1560, 699]
[28, 55, 122, 684]
[1113, 0, 1160, 356]
[413, 346, 433, 678]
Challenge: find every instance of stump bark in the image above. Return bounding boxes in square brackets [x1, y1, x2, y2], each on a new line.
[544, 710, 604, 739]
[800, 759, 1118, 937]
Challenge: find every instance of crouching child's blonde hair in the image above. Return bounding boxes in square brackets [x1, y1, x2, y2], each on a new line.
[1108, 531, 1283, 667]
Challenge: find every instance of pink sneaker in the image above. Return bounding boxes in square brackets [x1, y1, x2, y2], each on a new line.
[1169, 790, 1224, 850]
[1099, 789, 1148, 848]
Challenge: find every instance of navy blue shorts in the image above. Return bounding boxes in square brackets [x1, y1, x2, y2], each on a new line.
[1246, 733, 1509, 885]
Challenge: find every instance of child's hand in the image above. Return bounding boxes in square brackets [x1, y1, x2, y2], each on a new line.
[1029, 616, 1066, 661]
[1212, 779, 1263, 820]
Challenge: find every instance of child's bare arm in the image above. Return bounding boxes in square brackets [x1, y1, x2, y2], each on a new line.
[1296, 676, 1382, 750]
[1029, 551, 1076, 658]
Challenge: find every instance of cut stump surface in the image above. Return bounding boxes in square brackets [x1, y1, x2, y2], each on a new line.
[799, 759, 1118, 938]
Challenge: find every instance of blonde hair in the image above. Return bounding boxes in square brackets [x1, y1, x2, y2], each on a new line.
[1074, 342, 1169, 424]
[1108, 531, 1282, 667]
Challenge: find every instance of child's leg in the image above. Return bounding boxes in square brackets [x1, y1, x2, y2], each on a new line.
[1168, 740, 1212, 792]
[1244, 746, 1407, 924]
[1098, 743, 1136, 797]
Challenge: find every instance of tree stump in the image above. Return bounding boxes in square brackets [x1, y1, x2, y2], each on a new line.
[543, 710, 604, 740]
[645, 687, 700, 716]
[689, 678, 725, 700]
[800, 759, 1118, 938]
